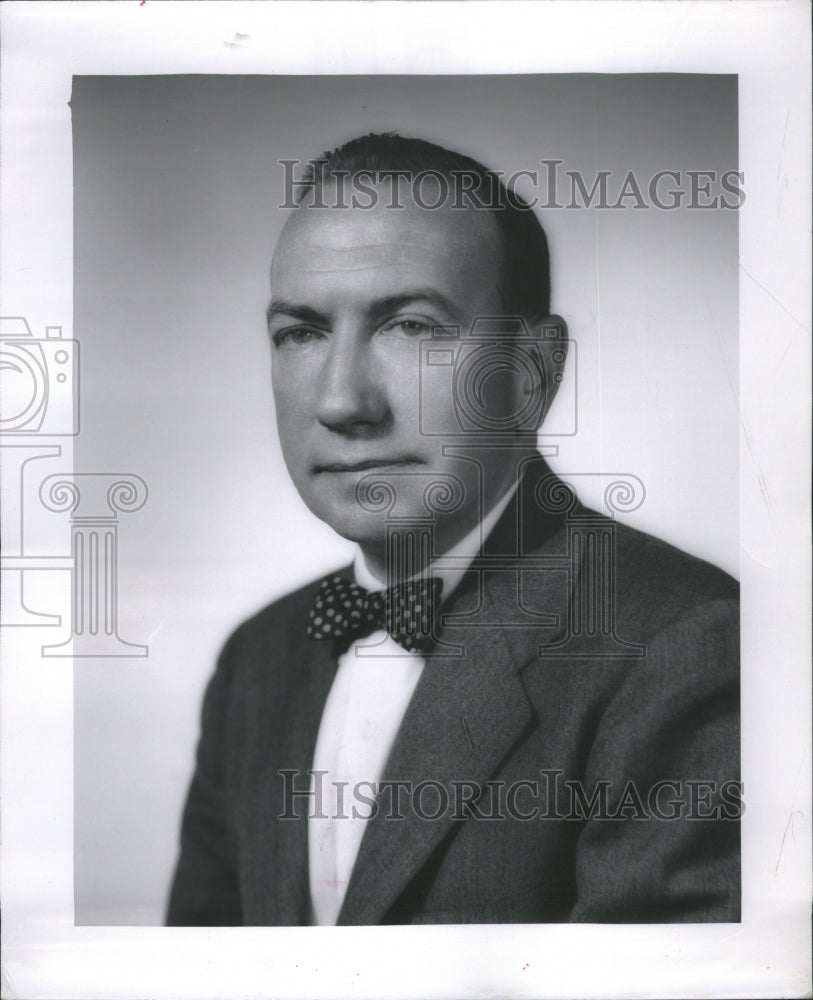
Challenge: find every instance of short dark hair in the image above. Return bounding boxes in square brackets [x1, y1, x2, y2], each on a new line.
[297, 132, 551, 320]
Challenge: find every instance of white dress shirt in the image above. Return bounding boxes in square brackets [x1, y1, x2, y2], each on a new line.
[308, 484, 517, 925]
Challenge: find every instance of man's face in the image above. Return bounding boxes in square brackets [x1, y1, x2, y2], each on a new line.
[268, 183, 530, 572]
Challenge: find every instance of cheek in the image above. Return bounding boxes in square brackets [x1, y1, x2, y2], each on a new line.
[272, 382, 310, 456]
[272, 350, 316, 397]
[416, 367, 458, 433]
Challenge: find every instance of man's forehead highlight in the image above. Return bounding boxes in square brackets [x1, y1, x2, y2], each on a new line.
[273, 239, 448, 275]
[271, 193, 504, 297]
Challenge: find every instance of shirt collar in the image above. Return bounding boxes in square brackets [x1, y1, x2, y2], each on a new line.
[353, 481, 518, 599]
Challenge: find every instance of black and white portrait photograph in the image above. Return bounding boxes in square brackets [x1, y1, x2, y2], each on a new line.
[1, 3, 810, 999]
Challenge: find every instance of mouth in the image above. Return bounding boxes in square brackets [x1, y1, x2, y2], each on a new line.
[314, 458, 423, 474]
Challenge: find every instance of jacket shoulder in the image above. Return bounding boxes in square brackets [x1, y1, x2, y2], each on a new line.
[217, 568, 347, 669]
[610, 518, 738, 636]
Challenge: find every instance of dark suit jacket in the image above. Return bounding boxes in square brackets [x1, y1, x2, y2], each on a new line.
[167, 459, 740, 925]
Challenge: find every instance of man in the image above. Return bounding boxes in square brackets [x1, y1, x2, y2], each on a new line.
[167, 134, 740, 925]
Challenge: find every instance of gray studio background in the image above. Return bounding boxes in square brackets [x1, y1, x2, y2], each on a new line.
[71, 74, 738, 924]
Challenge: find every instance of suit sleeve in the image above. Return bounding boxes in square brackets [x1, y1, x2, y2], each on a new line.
[570, 597, 741, 922]
[166, 637, 243, 926]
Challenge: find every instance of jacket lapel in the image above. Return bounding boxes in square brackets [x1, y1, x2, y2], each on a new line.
[336, 458, 574, 925]
[265, 634, 338, 925]
[335, 585, 534, 924]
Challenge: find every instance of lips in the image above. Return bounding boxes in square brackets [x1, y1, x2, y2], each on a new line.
[314, 458, 422, 473]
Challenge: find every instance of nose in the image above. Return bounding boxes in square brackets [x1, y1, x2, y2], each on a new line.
[316, 332, 388, 433]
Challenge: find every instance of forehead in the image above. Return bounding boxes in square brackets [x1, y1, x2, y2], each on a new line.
[270, 189, 503, 307]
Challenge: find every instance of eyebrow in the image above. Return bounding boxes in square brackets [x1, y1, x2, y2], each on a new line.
[265, 288, 463, 328]
[266, 299, 329, 327]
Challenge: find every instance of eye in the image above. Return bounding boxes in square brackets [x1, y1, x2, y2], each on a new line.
[271, 326, 326, 348]
[382, 317, 433, 337]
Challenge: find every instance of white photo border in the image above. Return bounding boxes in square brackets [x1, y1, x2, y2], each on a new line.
[1, 2, 810, 999]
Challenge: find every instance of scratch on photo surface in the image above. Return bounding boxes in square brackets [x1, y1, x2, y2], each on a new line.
[739, 544, 769, 569]
[738, 413, 771, 517]
[776, 110, 789, 183]
[704, 295, 736, 405]
[741, 263, 807, 331]
[756, 471, 771, 512]
[775, 809, 804, 876]
[774, 752, 807, 876]
[776, 326, 805, 368]
[145, 625, 164, 647]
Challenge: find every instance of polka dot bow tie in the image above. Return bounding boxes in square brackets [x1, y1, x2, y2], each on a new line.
[307, 574, 444, 654]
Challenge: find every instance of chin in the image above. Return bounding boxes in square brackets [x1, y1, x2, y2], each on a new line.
[302, 472, 477, 557]
[307, 497, 390, 548]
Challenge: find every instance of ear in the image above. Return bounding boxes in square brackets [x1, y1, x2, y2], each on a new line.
[516, 314, 569, 432]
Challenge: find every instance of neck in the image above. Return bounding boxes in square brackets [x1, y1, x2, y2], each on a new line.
[358, 467, 521, 586]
